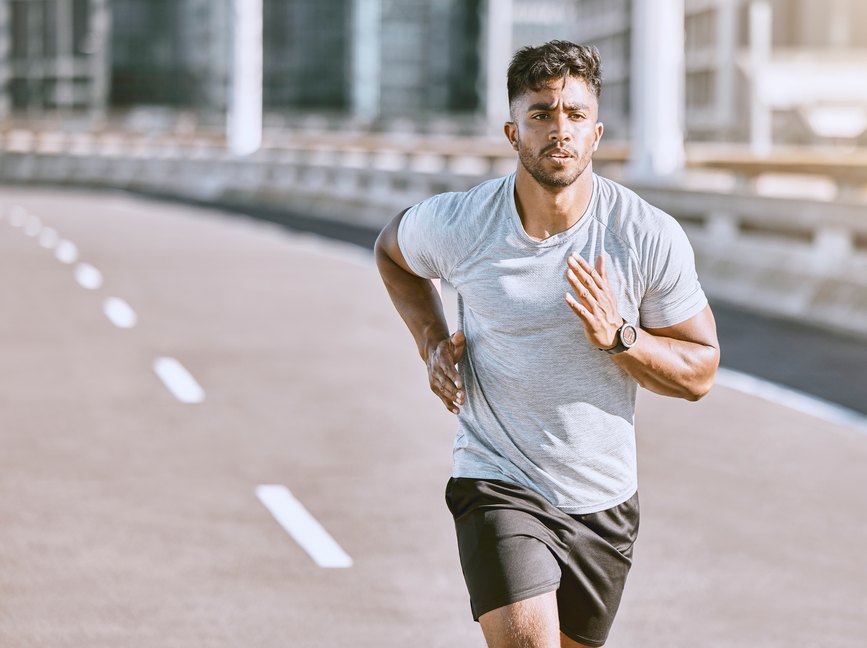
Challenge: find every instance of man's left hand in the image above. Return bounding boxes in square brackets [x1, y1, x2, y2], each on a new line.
[564, 254, 623, 350]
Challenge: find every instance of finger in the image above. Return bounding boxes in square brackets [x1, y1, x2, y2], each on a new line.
[431, 336, 463, 391]
[567, 256, 604, 300]
[439, 359, 462, 392]
[438, 394, 460, 414]
[565, 268, 586, 301]
[449, 331, 467, 389]
[571, 253, 608, 292]
[437, 392, 460, 415]
[566, 269, 600, 313]
[565, 292, 594, 322]
[448, 331, 467, 374]
[434, 366, 463, 402]
[432, 376, 456, 404]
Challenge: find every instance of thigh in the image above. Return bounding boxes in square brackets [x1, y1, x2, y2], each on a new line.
[477, 592, 605, 648]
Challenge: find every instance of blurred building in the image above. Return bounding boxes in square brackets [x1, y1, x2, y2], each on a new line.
[0, 0, 866, 144]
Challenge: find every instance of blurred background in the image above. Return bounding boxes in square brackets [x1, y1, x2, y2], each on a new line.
[3, 0, 867, 143]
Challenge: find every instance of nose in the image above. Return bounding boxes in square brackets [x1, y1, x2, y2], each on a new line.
[548, 112, 572, 143]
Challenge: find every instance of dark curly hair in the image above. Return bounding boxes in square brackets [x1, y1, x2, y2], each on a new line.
[507, 40, 602, 107]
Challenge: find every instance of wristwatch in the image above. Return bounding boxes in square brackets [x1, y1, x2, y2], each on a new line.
[602, 322, 638, 355]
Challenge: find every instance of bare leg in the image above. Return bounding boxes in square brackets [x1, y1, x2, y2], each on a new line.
[478, 591, 600, 648]
[479, 591, 560, 648]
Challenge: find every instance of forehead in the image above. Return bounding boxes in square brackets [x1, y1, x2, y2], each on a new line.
[515, 76, 597, 111]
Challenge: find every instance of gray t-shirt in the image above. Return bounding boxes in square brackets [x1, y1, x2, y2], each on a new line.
[398, 172, 707, 514]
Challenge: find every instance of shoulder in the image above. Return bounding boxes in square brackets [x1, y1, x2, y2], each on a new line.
[591, 174, 689, 255]
[408, 174, 512, 225]
[397, 174, 513, 279]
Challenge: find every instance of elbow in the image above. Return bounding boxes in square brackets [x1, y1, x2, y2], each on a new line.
[373, 228, 386, 259]
[683, 349, 720, 402]
[683, 380, 712, 402]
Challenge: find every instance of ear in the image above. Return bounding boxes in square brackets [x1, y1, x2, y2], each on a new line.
[592, 121, 604, 152]
[503, 121, 518, 151]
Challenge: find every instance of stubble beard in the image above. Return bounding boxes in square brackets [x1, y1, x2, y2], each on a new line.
[516, 140, 591, 189]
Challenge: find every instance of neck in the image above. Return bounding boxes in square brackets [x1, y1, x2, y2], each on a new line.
[513, 164, 595, 241]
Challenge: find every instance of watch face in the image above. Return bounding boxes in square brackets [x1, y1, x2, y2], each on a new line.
[621, 324, 638, 347]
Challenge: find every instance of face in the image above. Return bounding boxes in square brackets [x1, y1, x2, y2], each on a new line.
[505, 76, 604, 189]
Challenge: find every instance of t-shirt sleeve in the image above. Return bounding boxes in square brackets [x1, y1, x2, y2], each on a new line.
[396, 192, 472, 282]
[638, 214, 708, 328]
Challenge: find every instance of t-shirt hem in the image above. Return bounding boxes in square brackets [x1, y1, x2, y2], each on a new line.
[557, 485, 637, 515]
[451, 466, 637, 515]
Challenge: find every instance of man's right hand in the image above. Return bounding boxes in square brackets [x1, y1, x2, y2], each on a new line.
[425, 331, 466, 415]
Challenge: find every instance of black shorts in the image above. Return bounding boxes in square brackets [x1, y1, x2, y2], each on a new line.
[445, 477, 639, 647]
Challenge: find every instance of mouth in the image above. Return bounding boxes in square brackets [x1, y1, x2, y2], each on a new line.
[544, 147, 575, 161]
[545, 151, 575, 166]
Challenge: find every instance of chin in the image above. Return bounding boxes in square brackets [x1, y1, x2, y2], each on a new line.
[532, 168, 583, 188]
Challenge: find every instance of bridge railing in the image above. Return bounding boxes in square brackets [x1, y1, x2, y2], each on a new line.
[1, 127, 866, 338]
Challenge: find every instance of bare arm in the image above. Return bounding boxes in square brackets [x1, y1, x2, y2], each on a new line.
[565, 254, 719, 401]
[374, 210, 466, 414]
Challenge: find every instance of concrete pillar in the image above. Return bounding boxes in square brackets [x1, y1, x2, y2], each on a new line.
[352, 0, 381, 122]
[483, 0, 513, 135]
[629, 0, 685, 180]
[828, 0, 852, 48]
[27, 0, 45, 114]
[203, 0, 231, 118]
[749, 0, 772, 157]
[56, 0, 74, 112]
[0, 0, 10, 121]
[88, 0, 111, 121]
[715, 0, 738, 134]
[228, 0, 263, 156]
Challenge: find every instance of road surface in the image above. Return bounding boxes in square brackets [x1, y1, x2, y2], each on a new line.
[1, 187, 865, 647]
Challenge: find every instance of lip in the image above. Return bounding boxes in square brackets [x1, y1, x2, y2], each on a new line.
[545, 148, 575, 160]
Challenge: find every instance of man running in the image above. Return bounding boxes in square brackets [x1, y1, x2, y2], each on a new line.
[375, 40, 720, 648]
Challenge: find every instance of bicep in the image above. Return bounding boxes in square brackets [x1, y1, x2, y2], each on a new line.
[643, 304, 719, 349]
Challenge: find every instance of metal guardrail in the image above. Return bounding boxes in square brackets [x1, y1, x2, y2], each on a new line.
[1, 128, 866, 338]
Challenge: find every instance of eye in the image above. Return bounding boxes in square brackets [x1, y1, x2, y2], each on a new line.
[532, 113, 549, 120]
[570, 113, 586, 121]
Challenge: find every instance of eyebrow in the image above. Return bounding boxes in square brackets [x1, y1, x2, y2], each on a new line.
[527, 101, 591, 112]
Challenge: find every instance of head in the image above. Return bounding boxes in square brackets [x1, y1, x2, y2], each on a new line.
[504, 41, 604, 189]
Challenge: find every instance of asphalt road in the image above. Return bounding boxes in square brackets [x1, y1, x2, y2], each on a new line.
[1, 187, 865, 648]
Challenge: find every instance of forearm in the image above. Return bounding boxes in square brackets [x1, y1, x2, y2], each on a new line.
[611, 328, 719, 401]
[375, 244, 450, 361]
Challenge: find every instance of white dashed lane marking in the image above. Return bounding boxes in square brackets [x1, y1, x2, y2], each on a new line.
[55, 240, 79, 264]
[39, 227, 59, 249]
[75, 263, 104, 290]
[8, 206, 26, 227]
[255, 485, 353, 569]
[153, 357, 205, 404]
[103, 297, 138, 329]
[23, 215, 42, 237]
